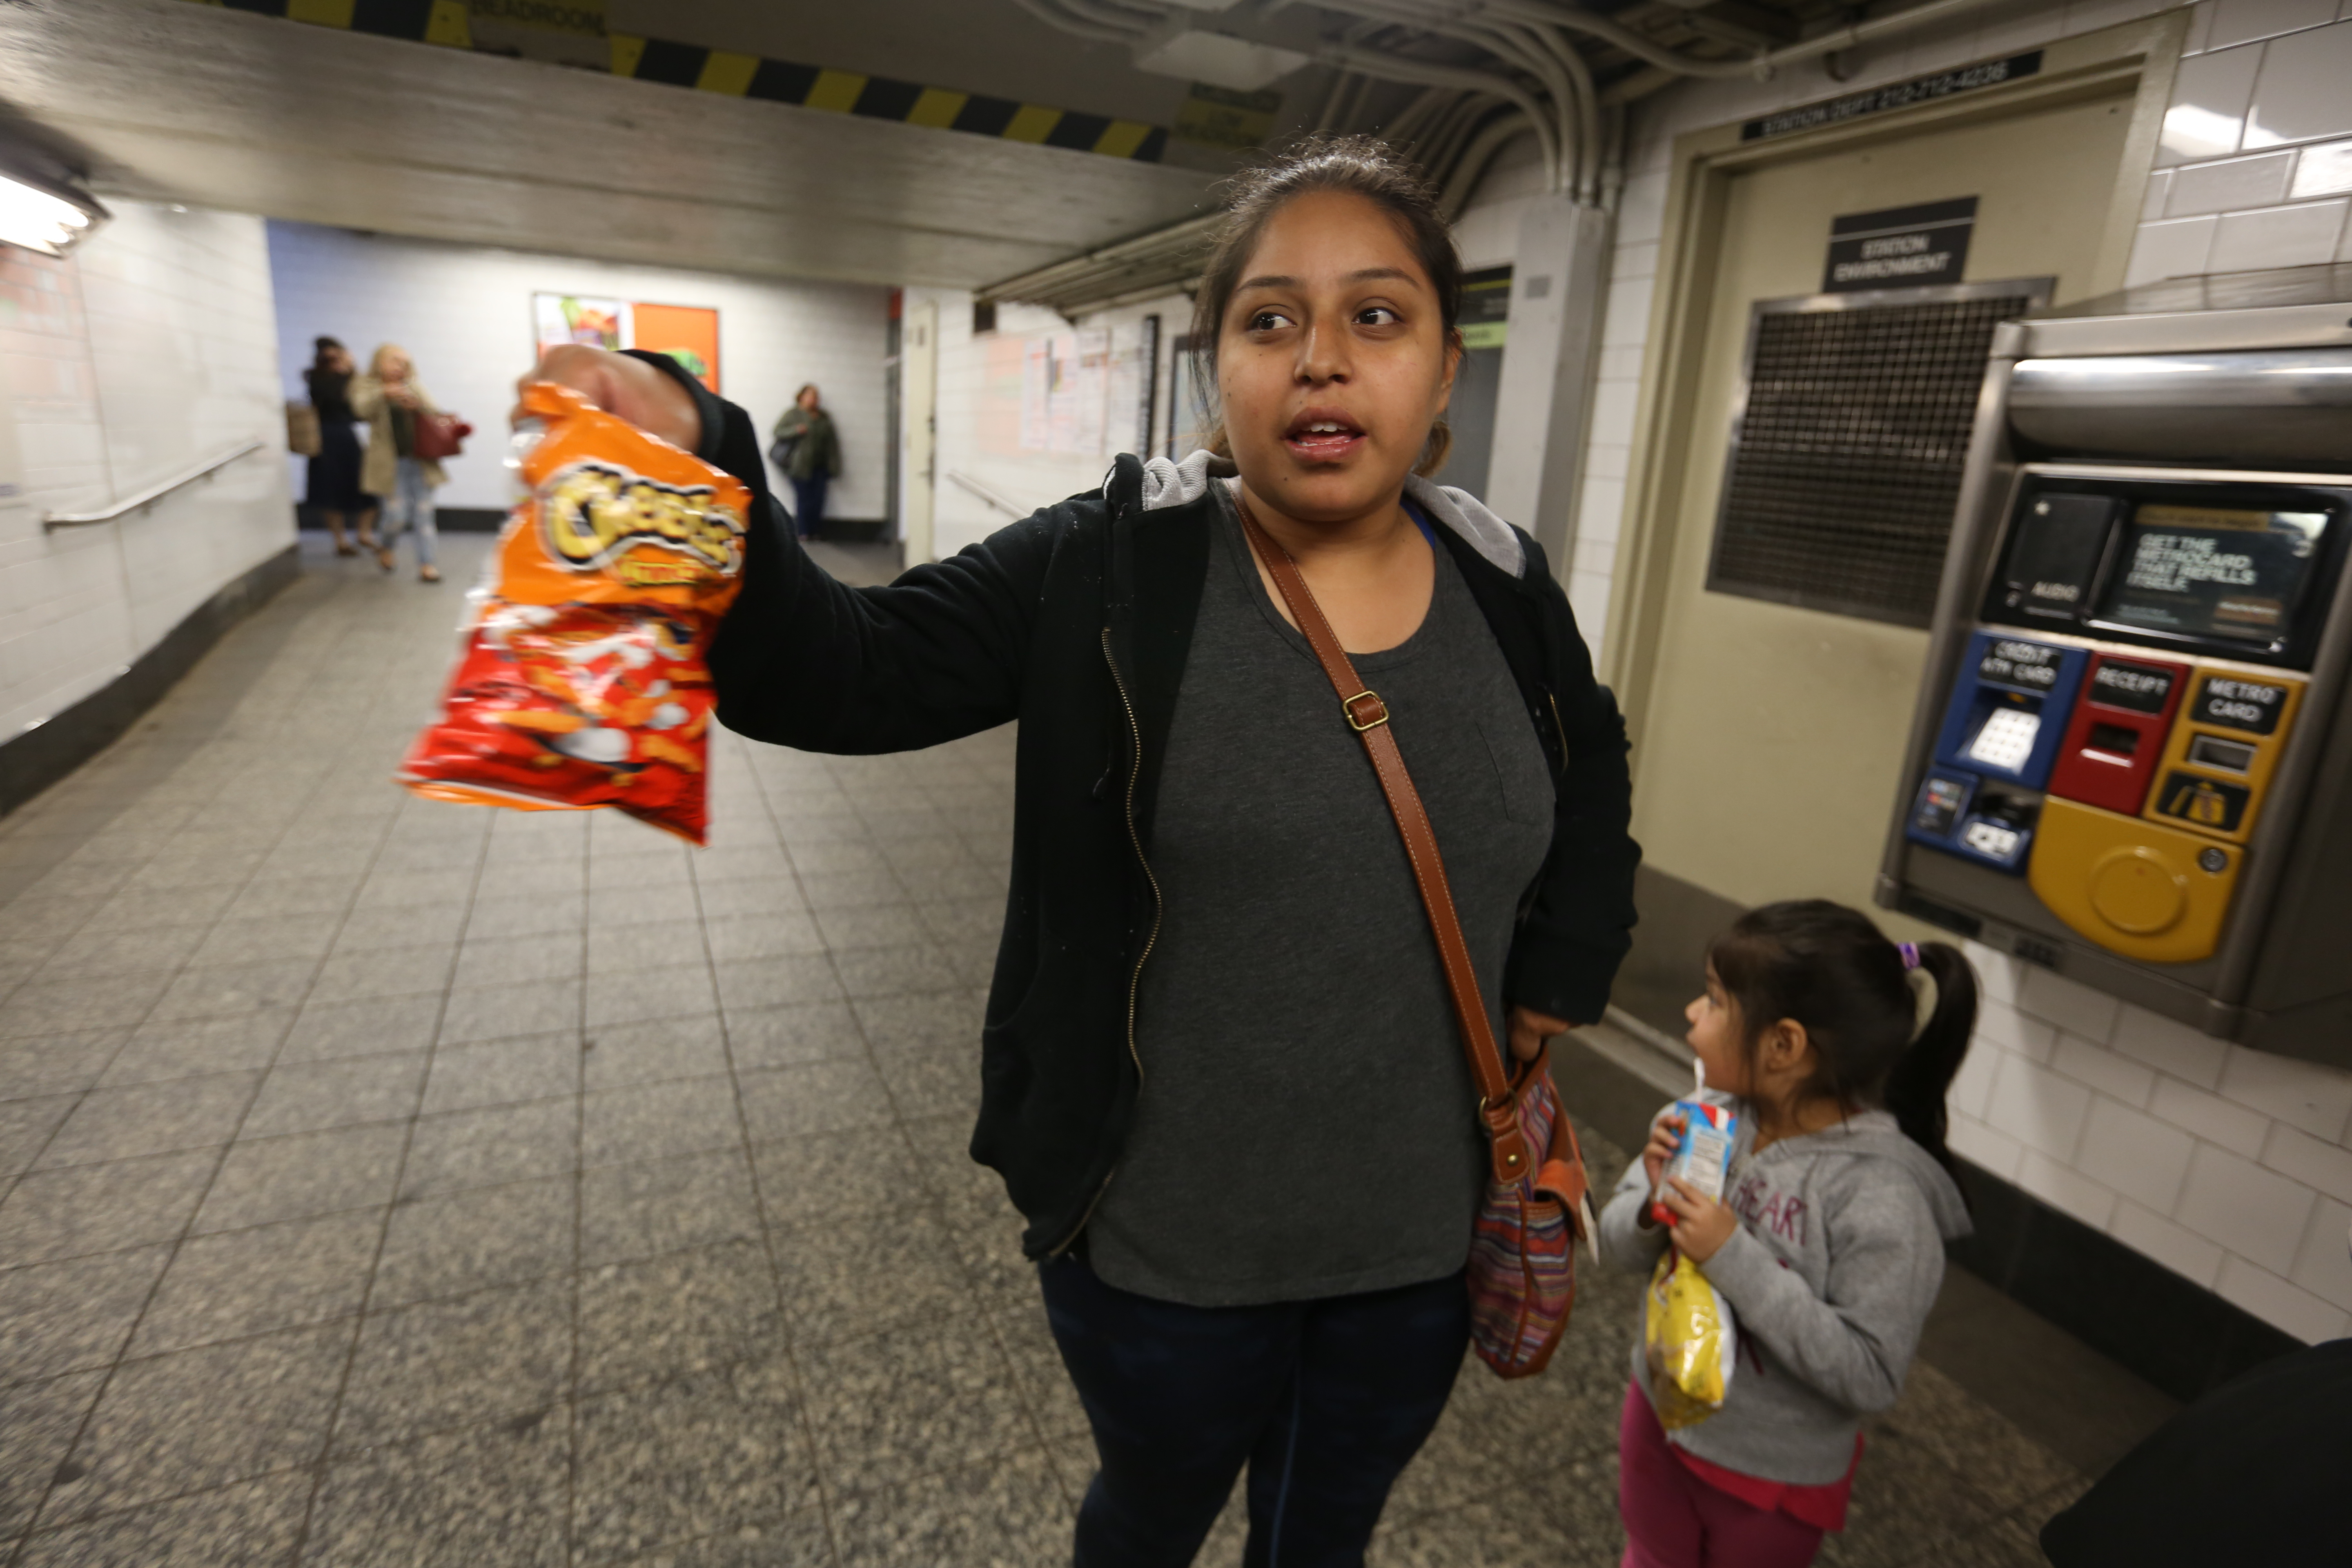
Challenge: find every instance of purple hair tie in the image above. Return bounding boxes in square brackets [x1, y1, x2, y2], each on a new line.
[1898, 942, 1921, 971]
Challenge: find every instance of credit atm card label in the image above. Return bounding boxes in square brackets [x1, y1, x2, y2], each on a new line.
[1978, 639, 2062, 690]
[2192, 676, 2287, 735]
[2087, 661, 2176, 714]
[2154, 770, 2251, 833]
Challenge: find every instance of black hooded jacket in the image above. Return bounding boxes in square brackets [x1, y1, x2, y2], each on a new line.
[629, 350, 1641, 1259]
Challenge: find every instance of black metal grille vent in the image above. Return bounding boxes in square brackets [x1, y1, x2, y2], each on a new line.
[1707, 292, 2033, 626]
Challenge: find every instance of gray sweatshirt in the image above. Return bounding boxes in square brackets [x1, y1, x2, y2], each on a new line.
[1598, 1099, 1972, 1485]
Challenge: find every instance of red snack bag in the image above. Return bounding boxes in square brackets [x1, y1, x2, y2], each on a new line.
[398, 381, 749, 844]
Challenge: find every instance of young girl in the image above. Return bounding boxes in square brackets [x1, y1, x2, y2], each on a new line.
[1600, 900, 1978, 1568]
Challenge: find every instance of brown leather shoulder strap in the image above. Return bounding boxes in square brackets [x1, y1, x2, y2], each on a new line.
[1236, 494, 1531, 1186]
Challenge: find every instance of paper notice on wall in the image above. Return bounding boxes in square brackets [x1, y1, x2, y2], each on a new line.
[1106, 323, 1141, 461]
[1020, 338, 1051, 452]
[1073, 328, 1110, 456]
[979, 333, 1025, 456]
[1047, 332, 1081, 454]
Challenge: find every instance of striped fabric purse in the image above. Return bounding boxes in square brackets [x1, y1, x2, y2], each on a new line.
[1239, 499, 1596, 1379]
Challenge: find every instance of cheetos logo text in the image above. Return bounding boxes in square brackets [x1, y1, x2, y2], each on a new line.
[539, 461, 744, 578]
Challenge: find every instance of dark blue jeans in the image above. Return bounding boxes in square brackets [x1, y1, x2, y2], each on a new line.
[790, 473, 829, 538]
[1040, 1256, 1470, 1568]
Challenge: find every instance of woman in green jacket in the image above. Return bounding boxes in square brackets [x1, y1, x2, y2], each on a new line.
[770, 383, 841, 539]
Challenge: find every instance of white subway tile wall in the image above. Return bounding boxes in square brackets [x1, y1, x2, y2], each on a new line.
[0, 201, 293, 740]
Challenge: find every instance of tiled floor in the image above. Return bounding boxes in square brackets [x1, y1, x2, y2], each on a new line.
[0, 532, 2101, 1566]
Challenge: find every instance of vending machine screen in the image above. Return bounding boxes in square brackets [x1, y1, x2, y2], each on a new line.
[2094, 504, 2328, 650]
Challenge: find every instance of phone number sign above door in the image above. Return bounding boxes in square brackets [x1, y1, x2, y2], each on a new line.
[1742, 51, 2043, 143]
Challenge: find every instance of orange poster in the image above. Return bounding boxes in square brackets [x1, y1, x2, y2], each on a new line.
[630, 303, 721, 393]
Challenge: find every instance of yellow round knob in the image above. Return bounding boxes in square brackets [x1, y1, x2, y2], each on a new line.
[2087, 846, 2187, 936]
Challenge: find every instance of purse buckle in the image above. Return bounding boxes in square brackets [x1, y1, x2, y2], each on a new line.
[1343, 690, 1389, 732]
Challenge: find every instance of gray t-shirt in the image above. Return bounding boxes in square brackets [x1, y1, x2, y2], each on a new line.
[1087, 492, 1553, 1307]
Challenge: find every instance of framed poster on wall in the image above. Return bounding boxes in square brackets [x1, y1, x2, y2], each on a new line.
[529, 293, 722, 393]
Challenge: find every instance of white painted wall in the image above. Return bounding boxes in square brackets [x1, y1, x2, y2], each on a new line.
[266, 221, 891, 519]
[0, 200, 292, 741]
[1580, 0, 2352, 1343]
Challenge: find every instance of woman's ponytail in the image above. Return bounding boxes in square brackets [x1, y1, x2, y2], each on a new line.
[1884, 941, 1978, 1181]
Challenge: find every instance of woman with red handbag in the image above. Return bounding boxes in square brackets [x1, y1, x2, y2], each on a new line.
[352, 342, 463, 582]
[516, 137, 1638, 1565]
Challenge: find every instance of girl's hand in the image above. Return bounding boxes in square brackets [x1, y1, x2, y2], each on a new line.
[512, 343, 702, 452]
[1507, 1006, 1573, 1063]
[1640, 1111, 1684, 1197]
[1658, 1176, 1738, 1263]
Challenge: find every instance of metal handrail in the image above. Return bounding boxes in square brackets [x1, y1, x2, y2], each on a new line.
[43, 439, 266, 530]
[944, 468, 1032, 521]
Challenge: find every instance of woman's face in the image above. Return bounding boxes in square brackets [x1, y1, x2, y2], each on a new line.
[381, 352, 411, 383]
[1216, 190, 1457, 522]
[798, 387, 820, 410]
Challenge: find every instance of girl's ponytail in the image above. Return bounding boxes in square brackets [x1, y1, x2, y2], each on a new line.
[1884, 941, 1978, 1181]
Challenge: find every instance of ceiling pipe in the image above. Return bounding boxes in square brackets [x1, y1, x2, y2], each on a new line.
[1438, 108, 1536, 217]
[1318, 42, 1561, 191]
[1484, 0, 2028, 81]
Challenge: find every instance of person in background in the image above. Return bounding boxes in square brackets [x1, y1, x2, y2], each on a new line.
[769, 383, 841, 540]
[303, 337, 372, 556]
[1601, 901, 1978, 1568]
[351, 343, 447, 583]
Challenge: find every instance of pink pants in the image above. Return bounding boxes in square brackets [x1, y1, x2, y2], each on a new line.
[1618, 1385, 1826, 1568]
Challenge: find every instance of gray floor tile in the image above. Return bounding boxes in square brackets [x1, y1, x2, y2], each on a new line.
[184, 913, 340, 970]
[335, 899, 469, 951]
[751, 1125, 929, 1236]
[578, 1239, 783, 1395]
[581, 1074, 742, 1168]
[829, 1447, 1071, 1568]
[1824, 1403, 2009, 1566]
[581, 1015, 728, 1090]
[3, 974, 172, 1037]
[713, 955, 843, 1014]
[149, 960, 318, 1023]
[701, 910, 826, 964]
[40, 1323, 347, 1525]
[737, 1059, 895, 1143]
[373, 1175, 575, 1309]
[239, 1053, 426, 1139]
[589, 884, 702, 927]
[689, 844, 794, 883]
[0, 1246, 169, 1385]
[35, 1073, 260, 1169]
[14, 1471, 311, 1568]
[789, 871, 904, 912]
[0, 1094, 78, 1177]
[726, 1002, 864, 1071]
[573, 1355, 819, 1566]
[914, 897, 1000, 949]
[589, 851, 694, 891]
[853, 990, 986, 1054]
[813, 903, 927, 952]
[278, 993, 446, 1064]
[0, 1029, 133, 1102]
[0, 1150, 216, 1265]
[471, 858, 589, 900]
[586, 919, 706, 973]
[34, 924, 208, 982]
[452, 929, 585, 990]
[195, 1123, 406, 1234]
[336, 1277, 572, 1450]
[0, 1370, 106, 1539]
[833, 944, 963, 1001]
[131, 1209, 379, 1357]
[400, 1099, 577, 1200]
[98, 1010, 294, 1087]
[304, 1413, 569, 1568]
[873, 1046, 978, 1123]
[586, 963, 719, 1029]
[420, 1033, 580, 1115]
[1872, 1360, 2085, 1515]
[307, 942, 457, 1005]
[223, 873, 365, 920]
[770, 1207, 971, 1348]
[694, 880, 809, 920]
[581, 1149, 761, 1268]
[920, 864, 1008, 902]
[440, 978, 582, 1045]
[801, 1316, 1036, 1498]
[465, 892, 585, 941]
[351, 866, 477, 911]
[877, 835, 973, 874]
[1367, 1450, 1619, 1568]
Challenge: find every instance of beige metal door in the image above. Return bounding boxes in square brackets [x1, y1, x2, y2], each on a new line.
[1629, 92, 2136, 915]
[902, 299, 938, 567]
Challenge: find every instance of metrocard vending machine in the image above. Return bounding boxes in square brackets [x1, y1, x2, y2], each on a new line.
[1880, 266, 2352, 1067]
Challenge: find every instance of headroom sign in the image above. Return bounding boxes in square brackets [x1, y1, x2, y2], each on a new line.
[1821, 197, 1978, 293]
[1742, 51, 2042, 142]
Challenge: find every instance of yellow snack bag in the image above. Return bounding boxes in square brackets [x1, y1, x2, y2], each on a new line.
[1644, 1246, 1738, 1429]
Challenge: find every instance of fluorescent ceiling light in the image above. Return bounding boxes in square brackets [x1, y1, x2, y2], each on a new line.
[0, 170, 105, 258]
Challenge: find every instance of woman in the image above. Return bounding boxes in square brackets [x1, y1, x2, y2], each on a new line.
[302, 337, 372, 556]
[351, 343, 447, 583]
[769, 382, 841, 539]
[519, 138, 1639, 1565]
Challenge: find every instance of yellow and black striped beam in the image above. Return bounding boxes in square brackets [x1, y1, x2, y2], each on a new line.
[193, 0, 1170, 162]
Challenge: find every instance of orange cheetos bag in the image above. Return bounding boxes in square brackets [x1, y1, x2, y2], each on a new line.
[398, 381, 748, 844]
